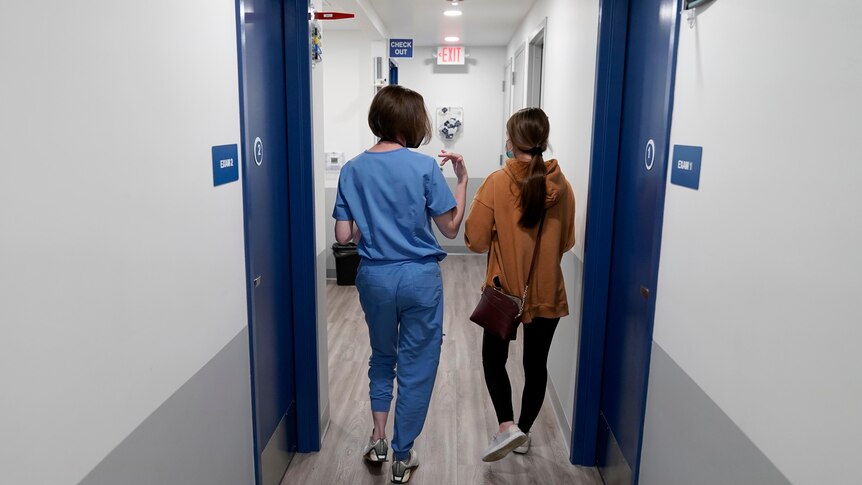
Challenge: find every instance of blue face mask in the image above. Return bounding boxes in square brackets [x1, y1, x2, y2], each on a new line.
[505, 149, 515, 159]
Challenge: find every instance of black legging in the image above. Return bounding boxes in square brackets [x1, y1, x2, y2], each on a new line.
[482, 317, 560, 433]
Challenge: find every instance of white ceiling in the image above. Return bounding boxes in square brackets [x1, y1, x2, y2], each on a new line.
[321, 0, 537, 46]
[320, 0, 383, 36]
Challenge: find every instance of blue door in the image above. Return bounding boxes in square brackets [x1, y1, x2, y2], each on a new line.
[596, 0, 680, 483]
[389, 59, 399, 85]
[237, 1, 298, 483]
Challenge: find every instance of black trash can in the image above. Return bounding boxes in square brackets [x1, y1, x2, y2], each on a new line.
[332, 242, 360, 286]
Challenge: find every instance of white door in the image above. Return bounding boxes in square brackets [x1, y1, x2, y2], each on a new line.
[527, 38, 544, 108]
[512, 45, 526, 113]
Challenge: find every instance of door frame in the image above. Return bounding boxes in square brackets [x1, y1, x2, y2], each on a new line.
[570, 0, 683, 470]
[526, 17, 547, 108]
[502, 57, 512, 164]
[234, 0, 321, 473]
[282, 0, 321, 455]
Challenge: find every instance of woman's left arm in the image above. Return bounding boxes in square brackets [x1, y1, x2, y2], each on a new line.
[562, 184, 577, 252]
[464, 177, 495, 253]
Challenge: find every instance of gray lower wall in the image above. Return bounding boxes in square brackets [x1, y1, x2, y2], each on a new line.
[545, 251, 584, 444]
[316, 247, 331, 441]
[639, 342, 791, 485]
[325, 177, 485, 278]
[80, 328, 255, 485]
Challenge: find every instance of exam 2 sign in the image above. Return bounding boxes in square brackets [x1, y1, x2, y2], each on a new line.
[437, 46, 464, 65]
[212, 144, 239, 187]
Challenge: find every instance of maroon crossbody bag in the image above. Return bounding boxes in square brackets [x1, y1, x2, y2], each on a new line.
[469, 215, 545, 340]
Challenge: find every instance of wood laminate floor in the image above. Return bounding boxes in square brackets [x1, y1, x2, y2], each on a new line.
[282, 255, 602, 485]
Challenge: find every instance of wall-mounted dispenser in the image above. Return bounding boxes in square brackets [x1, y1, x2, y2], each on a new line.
[683, 0, 717, 28]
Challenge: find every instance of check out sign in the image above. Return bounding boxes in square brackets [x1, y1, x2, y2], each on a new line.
[390, 39, 413, 58]
[437, 46, 464, 65]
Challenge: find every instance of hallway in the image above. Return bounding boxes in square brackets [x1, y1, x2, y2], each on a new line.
[4, 1, 860, 484]
[283, 255, 601, 485]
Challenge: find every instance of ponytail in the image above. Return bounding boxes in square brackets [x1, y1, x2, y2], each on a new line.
[519, 150, 547, 228]
[506, 108, 551, 228]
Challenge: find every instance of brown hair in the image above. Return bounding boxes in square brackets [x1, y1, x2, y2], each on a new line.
[368, 85, 432, 148]
[507, 108, 550, 228]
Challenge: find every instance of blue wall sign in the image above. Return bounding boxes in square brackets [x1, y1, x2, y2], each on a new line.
[212, 144, 239, 187]
[671, 145, 702, 190]
[389, 39, 413, 58]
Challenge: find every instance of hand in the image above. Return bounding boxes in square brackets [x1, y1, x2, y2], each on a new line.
[438, 150, 468, 183]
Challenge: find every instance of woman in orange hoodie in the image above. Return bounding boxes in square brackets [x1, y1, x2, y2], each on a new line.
[465, 108, 576, 462]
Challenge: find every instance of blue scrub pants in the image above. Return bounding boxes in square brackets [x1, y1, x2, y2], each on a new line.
[355, 257, 444, 461]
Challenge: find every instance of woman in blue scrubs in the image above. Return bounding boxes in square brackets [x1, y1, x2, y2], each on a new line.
[333, 85, 468, 484]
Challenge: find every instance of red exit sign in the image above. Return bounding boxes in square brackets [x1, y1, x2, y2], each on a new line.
[437, 46, 465, 65]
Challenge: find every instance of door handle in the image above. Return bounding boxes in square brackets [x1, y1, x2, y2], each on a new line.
[640, 286, 650, 299]
[254, 276, 262, 288]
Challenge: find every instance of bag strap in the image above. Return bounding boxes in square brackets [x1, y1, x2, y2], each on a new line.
[521, 212, 547, 306]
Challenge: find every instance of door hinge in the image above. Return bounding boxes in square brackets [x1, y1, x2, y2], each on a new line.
[502, 79, 505, 92]
[512, 71, 516, 85]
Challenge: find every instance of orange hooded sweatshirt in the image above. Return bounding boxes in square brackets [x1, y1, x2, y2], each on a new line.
[464, 158, 576, 324]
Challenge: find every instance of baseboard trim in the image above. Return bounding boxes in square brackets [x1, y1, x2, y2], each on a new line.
[319, 401, 331, 446]
[441, 245, 471, 255]
[260, 410, 296, 485]
[546, 377, 573, 451]
[597, 413, 632, 485]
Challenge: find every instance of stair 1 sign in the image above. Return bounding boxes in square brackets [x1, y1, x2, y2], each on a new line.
[437, 46, 464, 65]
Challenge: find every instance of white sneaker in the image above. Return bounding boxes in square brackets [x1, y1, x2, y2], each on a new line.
[391, 449, 419, 483]
[362, 435, 389, 462]
[513, 434, 531, 454]
[481, 425, 529, 462]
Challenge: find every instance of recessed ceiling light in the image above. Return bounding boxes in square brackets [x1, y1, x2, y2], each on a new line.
[444, 36, 460, 42]
[451, 1, 459, 5]
[444, 10, 462, 16]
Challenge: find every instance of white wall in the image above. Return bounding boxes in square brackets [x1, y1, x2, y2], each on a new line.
[323, 39, 506, 180]
[507, 0, 598, 260]
[323, 30, 377, 175]
[321, 29, 380, 276]
[323, 41, 507, 256]
[505, 0, 599, 433]
[0, 2, 250, 483]
[652, 2, 862, 483]
[399, 46, 507, 178]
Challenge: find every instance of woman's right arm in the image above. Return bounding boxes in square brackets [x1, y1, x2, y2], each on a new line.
[332, 165, 359, 244]
[335, 220, 361, 244]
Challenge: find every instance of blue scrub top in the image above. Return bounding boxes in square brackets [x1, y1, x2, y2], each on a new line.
[332, 148, 456, 262]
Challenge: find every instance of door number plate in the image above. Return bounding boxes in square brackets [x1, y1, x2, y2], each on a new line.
[254, 137, 264, 166]
[644, 139, 656, 171]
